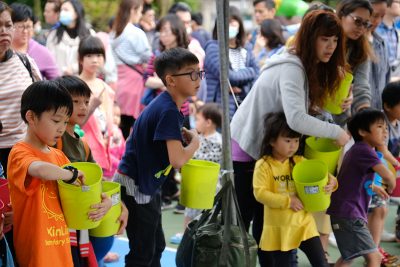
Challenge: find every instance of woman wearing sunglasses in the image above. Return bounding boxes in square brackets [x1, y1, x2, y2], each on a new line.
[336, 0, 375, 123]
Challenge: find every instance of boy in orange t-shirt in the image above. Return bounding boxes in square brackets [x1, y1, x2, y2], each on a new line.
[7, 81, 85, 267]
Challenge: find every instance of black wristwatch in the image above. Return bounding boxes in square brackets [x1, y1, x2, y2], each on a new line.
[63, 166, 78, 184]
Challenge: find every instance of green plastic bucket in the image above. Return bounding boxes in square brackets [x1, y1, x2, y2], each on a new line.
[292, 160, 330, 212]
[180, 159, 220, 209]
[89, 181, 122, 237]
[58, 162, 102, 230]
[324, 72, 353, 115]
[304, 137, 342, 174]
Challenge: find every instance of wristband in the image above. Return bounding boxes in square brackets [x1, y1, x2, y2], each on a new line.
[63, 166, 78, 184]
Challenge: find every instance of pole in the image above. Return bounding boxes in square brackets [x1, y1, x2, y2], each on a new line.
[216, 0, 236, 222]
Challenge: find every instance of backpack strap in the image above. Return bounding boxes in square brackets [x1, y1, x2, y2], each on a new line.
[82, 140, 90, 162]
[16, 53, 35, 82]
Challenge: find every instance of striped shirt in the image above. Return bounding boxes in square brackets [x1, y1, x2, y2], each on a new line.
[0, 53, 39, 148]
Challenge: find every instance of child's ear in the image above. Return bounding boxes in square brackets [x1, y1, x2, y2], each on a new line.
[25, 110, 36, 124]
[165, 75, 175, 88]
[358, 129, 367, 138]
[383, 103, 390, 112]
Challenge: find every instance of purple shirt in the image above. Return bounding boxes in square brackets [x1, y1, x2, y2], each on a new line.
[327, 142, 381, 222]
[27, 39, 60, 80]
[231, 139, 254, 162]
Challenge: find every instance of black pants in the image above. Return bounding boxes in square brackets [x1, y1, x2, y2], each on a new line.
[233, 161, 274, 266]
[0, 147, 12, 177]
[120, 115, 136, 140]
[121, 187, 165, 267]
[264, 236, 328, 267]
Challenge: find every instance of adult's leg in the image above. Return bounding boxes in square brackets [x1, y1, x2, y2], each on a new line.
[121, 187, 165, 267]
[299, 236, 329, 267]
[233, 161, 256, 231]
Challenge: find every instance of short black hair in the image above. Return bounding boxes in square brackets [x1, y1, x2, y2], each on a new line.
[253, 0, 276, 9]
[78, 36, 106, 73]
[55, 75, 92, 98]
[21, 80, 73, 123]
[197, 103, 222, 128]
[191, 12, 203, 25]
[168, 2, 191, 14]
[347, 108, 385, 142]
[154, 47, 199, 86]
[382, 81, 400, 109]
[10, 3, 34, 23]
[260, 112, 301, 158]
[143, 3, 153, 14]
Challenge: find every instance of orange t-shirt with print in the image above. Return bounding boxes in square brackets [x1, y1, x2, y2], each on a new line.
[7, 142, 73, 267]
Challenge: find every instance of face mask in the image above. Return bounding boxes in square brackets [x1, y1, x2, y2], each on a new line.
[59, 10, 74, 26]
[186, 26, 192, 35]
[229, 26, 239, 39]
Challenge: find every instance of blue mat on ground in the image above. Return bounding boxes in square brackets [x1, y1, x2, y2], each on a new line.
[106, 237, 177, 267]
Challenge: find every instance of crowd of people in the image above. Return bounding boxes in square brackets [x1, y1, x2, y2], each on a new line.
[0, 0, 400, 266]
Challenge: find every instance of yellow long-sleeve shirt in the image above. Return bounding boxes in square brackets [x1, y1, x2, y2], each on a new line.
[253, 155, 319, 251]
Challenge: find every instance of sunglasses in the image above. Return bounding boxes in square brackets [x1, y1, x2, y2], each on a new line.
[171, 70, 205, 81]
[348, 14, 372, 29]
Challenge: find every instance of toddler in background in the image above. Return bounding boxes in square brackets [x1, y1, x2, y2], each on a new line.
[170, 103, 222, 244]
[104, 103, 126, 179]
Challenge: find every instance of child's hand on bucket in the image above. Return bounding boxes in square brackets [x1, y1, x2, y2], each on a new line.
[116, 202, 129, 235]
[324, 174, 338, 194]
[290, 195, 304, 212]
[73, 170, 86, 186]
[88, 193, 112, 221]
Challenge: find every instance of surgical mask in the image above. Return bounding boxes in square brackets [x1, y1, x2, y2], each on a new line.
[229, 26, 239, 39]
[59, 10, 74, 26]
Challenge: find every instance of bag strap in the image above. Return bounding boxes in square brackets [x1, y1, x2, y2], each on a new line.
[16, 53, 35, 82]
[82, 140, 90, 162]
[219, 178, 252, 267]
[115, 52, 144, 76]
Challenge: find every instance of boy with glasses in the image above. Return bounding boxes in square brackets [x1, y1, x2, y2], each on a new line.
[113, 47, 201, 266]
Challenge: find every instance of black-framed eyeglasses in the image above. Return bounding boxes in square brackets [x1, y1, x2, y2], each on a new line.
[348, 14, 372, 29]
[171, 70, 205, 81]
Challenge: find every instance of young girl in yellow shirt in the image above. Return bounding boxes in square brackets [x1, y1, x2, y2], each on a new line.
[253, 112, 336, 267]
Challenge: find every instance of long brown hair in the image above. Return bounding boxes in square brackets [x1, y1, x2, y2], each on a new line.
[113, 0, 142, 38]
[337, 0, 375, 68]
[155, 14, 189, 51]
[293, 10, 347, 108]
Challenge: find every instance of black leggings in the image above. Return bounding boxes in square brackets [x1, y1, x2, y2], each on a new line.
[264, 236, 328, 267]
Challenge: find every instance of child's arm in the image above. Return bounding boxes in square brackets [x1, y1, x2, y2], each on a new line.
[28, 161, 85, 184]
[253, 161, 295, 210]
[377, 144, 400, 168]
[88, 193, 112, 221]
[324, 173, 338, 193]
[117, 202, 128, 235]
[372, 163, 396, 194]
[166, 128, 200, 169]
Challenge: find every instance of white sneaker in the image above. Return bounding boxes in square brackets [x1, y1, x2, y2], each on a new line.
[381, 229, 396, 242]
[328, 232, 337, 247]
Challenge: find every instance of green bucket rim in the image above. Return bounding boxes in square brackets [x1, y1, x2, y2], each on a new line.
[58, 162, 102, 190]
[292, 159, 328, 185]
[185, 159, 220, 169]
[305, 137, 341, 154]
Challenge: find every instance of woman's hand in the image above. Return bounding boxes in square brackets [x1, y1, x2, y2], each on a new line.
[341, 86, 353, 112]
[116, 202, 129, 235]
[324, 174, 337, 193]
[290, 195, 304, 212]
[88, 193, 112, 221]
[335, 130, 350, 146]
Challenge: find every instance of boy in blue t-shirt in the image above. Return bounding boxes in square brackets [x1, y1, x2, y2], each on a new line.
[114, 47, 201, 266]
[327, 109, 396, 267]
